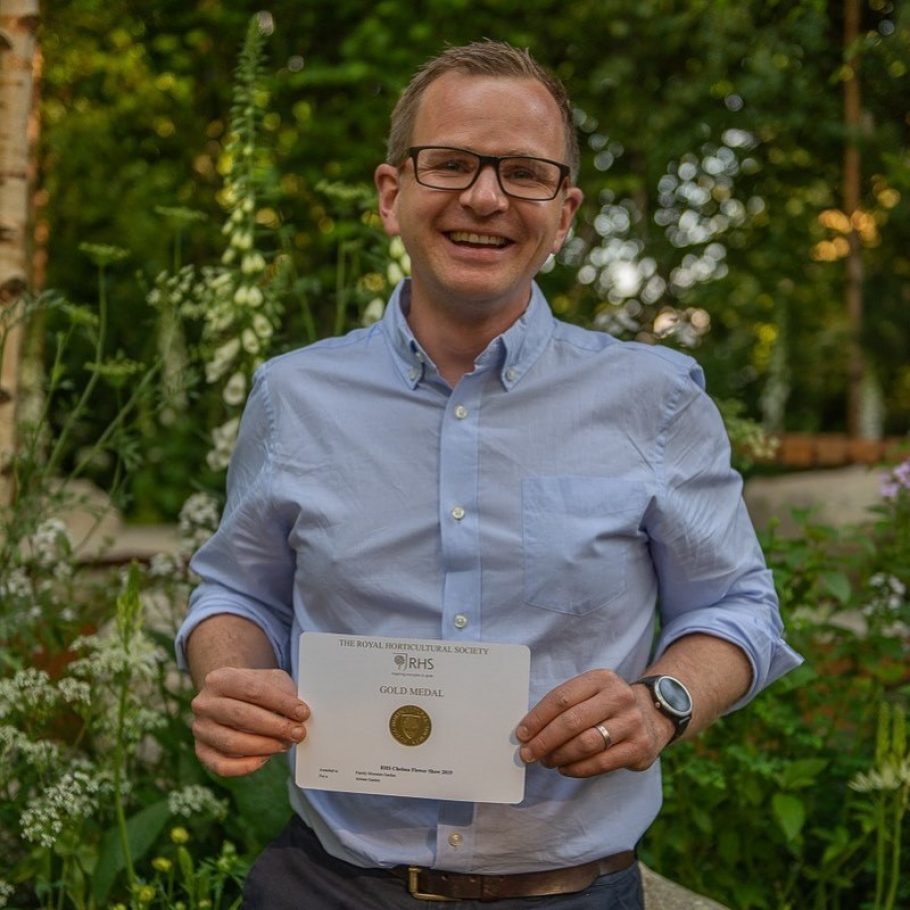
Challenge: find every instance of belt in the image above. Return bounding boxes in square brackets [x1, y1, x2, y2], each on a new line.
[391, 851, 635, 902]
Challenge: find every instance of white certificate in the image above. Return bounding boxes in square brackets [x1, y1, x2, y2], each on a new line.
[295, 633, 530, 804]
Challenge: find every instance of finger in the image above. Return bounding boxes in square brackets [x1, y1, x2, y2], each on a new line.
[204, 667, 309, 722]
[195, 741, 274, 778]
[192, 714, 304, 759]
[555, 741, 645, 779]
[552, 719, 663, 777]
[517, 671, 605, 742]
[540, 719, 625, 770]
[192, 690, 308, 745]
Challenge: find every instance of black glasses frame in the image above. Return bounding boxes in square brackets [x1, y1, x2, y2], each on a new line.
[406, 146, 571, 201]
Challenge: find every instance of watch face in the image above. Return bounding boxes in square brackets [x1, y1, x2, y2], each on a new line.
[657, 677, 692, 715]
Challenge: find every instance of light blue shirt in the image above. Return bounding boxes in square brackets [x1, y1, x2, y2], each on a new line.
[177, 279, 801, 874]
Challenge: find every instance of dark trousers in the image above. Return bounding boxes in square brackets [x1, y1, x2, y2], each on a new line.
[243, 816, 644, 909]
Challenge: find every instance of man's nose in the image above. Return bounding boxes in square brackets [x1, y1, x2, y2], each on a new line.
[460, 163, 509, 212]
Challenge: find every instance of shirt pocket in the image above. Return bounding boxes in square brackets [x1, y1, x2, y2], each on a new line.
[522, 476, 648, 615]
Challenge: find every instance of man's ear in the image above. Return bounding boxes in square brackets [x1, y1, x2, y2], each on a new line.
[374, 163, 401, 237]
[551, 185, 584, 254]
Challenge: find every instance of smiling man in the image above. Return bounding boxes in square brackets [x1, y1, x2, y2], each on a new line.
[178, 41, 801, 909]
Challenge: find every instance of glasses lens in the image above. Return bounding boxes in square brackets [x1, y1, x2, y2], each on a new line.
[414, 148, 479, 190]
[413, 148, 563, 200]
[499, 157, 562, 200]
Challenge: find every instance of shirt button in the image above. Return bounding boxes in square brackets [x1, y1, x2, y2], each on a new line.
[454, 405, 469, 420]
[448, 833, 463, 847]
[453, 614, 468, 629]
[505, 368, 518, 382]
[408, 368, 419, 381]
[451, 506, 466, 521]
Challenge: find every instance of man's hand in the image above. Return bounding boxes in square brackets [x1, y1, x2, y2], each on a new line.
[515, 635, 753, 778]
[515, 669, 675, 778]
[191, 667, 310, 777]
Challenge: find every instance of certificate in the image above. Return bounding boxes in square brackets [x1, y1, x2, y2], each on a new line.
[295, 633, 531, 803]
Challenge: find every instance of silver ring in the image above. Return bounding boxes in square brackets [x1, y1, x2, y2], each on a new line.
[595, 723, 612, 751]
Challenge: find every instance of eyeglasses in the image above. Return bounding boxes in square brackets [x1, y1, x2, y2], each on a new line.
[407, 146, 571, 201]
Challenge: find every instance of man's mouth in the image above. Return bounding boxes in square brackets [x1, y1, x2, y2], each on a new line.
[447, 231, 510, 248]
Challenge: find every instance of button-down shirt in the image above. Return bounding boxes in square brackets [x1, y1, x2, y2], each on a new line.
[176, 279, 801, 874]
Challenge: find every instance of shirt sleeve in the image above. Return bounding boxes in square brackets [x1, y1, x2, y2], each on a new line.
[646, 361, 802, 710]
[174, 365, 296, 672]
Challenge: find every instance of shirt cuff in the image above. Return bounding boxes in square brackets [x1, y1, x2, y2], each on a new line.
[654, 606, 804, 713]
[174, 587, 291, 672]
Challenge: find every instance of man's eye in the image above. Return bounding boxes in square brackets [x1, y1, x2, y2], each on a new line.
[435, 158, 472, 172]
[506, 167, 535, 180]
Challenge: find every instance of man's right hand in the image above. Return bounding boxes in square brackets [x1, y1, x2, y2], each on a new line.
[190, 667, 310, 777]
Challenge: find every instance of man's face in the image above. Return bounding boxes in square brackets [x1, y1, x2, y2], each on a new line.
[375, 73, 583, 323]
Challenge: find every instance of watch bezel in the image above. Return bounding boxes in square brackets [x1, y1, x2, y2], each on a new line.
[634, 675, 692, 742]
[653, 676, 692, 718]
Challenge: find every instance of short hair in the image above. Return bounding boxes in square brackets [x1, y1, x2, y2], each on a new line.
[386, 40, 580, 183]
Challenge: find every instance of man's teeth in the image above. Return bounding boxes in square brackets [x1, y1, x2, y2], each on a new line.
[449, 231, 507, 247]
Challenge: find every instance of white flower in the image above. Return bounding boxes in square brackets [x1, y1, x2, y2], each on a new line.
[849, 759, 910, 793]
[0, 566, 31, 599]
[362, 297, 385, 326]
[57, 678, 91, 708]
[241, 327, 260, 354]
[206, 337, 242, 383]
[386, 262, 404, 285]
[179, 492, 221, 531]
[0, 668, 57, 720]
[231, 231, 253, 251]
[21, 765, 113, 849]
[207, 418, 241, 470]
[252, 312, 272, 338]
[168, 784, 229, 821]
[0, 878, 14, 907]
[148, 551, 178, 579]
[223, 371, 247, 406]
[29, 518, 70, 568]
[389, 236, 406, 260]
[207, 448, 230, 471]
[241, 252, 266, 275]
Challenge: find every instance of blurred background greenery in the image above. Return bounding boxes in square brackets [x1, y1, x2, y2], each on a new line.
[27, 0, 909, 521]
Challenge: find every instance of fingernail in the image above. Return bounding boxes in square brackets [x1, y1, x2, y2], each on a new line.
[520, 747, 535, 764]
[516, 725, 529, 741]
[294, 705, 310, 721]
[290, 725, 306, 741]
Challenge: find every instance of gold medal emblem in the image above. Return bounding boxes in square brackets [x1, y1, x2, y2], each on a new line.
[389, 705, 432, 746]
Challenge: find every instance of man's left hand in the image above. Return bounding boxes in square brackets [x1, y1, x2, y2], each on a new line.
[515, 669, 675, 777]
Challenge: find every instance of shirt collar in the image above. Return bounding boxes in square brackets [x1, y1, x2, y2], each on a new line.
[382, 279, 555, 391]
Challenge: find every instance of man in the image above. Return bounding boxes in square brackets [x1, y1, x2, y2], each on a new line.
[177, 40, 801, 909]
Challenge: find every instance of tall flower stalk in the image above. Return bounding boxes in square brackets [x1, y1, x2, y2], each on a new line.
[849, 702, 910, 910]
[201, 16, 285, 471]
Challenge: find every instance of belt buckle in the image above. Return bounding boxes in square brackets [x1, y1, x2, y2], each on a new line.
[407, 867, 459, 902]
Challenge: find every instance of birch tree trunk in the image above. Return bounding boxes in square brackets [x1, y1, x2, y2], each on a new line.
[0, 0, 39, 506]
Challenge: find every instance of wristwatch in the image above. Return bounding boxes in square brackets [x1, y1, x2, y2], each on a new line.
[633, 675, 693, 743]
